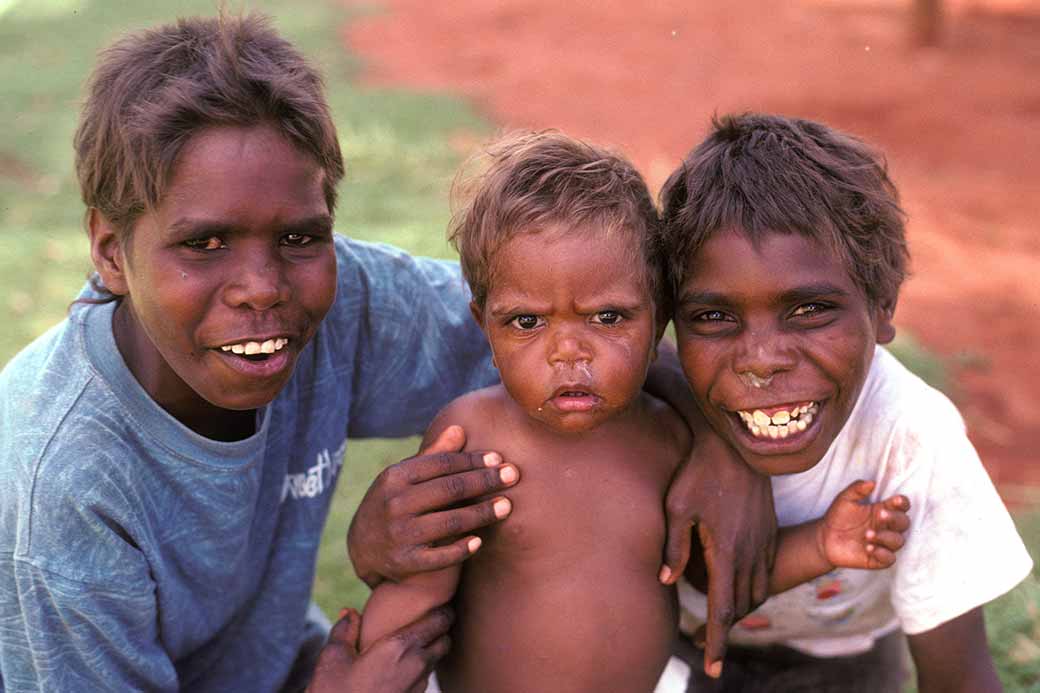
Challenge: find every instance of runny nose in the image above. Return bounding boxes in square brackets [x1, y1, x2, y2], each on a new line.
[548, 330, 592, 368]
[732, 334, 796, 383]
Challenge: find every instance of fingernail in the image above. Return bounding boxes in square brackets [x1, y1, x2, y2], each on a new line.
[659, 566, 672, 583]
[865, 529, 876, 540]
[493, 497, 512, 518]
[483, 452, 502, 467]
[467, 536, 482, 553]
[499, 465, 518, 484]
[708, 660, 723, 678]
[339, 608, 349, 619]
[879, 509, 888, 520]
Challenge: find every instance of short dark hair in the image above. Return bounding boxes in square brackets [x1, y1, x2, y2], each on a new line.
[660, 113, 908, 308]
[449, 130, 664, 310]
[74, 12, 344, 239]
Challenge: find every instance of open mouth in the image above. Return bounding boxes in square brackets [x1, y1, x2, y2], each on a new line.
[218, 338, 290, 362]
[548, 387, 602, 413]
[733, 401, 819, 440]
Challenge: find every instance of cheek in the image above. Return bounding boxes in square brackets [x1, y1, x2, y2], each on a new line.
[677, 340, 719, 401]
[293, 257, 337, 316]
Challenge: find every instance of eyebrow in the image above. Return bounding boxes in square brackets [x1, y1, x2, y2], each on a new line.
[168, 214, 335, 238]
[678, 282, 851, 308]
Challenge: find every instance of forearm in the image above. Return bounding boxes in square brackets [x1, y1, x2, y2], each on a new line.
[359, 566, 461, 652]
[910, 608, 1001, 693]
[769, 521, 832, 595]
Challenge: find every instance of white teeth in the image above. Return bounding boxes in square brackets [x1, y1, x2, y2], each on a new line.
[738, 402, 818, 438]
[219, 338, 290, 355]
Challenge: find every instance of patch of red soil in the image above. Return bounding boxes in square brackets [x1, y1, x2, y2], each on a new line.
[345, 0, 1040, 500]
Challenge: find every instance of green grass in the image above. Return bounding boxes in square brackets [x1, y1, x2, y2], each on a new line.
[0, 1, 1037, 689]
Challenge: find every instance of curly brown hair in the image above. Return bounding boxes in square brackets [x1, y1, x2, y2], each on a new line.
[449, 130, 664, 311]
[660, 113, 908, 309]
[74, 12, 344, 243]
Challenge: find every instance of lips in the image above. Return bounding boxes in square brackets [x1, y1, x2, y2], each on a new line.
[725, 399, 825, 453]
[547, 384, 602, 413]
[212, 335, 296, 379]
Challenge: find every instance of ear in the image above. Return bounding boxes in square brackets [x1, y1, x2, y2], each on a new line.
[87, 208, 130, 296]
[874, 299, 896, 345]
[470, 300, 496, 368]
[469, 300, 486, 330]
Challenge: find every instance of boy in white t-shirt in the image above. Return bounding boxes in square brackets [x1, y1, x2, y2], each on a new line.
[660, 113, 1032, 692]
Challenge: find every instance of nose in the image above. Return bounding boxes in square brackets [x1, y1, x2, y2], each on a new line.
[731, 326, 797, 381]
[547, 324, 593, 367]
[223, 247, 289, 311]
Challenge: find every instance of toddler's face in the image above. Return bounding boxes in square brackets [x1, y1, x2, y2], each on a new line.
[674, 227, 893, 475]
[475, 227, 659, 434]
[105, 125, 337, 418]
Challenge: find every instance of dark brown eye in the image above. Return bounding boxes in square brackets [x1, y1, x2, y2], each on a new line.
[282, 233, 313, 247]
[593, 311, 622, 326]
[185, 236, 225, 251]
[510, 315, 542, 330]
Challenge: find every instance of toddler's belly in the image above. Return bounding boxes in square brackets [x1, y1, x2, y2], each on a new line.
[438, 559, 677, 693]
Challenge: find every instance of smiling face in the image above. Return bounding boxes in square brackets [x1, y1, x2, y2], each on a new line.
[674, 227, 893, 475]
[92, 125, 337, 434]
[474, 227, 660, 434]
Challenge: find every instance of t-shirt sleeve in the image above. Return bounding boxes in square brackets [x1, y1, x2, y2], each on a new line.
[889, 402, 1033, 635]
[332, 238, 497, 438]
[1, 558, 177, 692]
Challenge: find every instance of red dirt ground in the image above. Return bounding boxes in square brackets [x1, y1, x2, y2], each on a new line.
[345, 0, 1040, 501]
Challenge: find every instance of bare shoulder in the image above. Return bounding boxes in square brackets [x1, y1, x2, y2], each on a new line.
[422, 385, 515, 449]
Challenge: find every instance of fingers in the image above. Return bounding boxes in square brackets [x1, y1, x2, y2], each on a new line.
[702, 547, 735, 678]
[393, 605, 455, 650]
[882, 494, 911, 513]
[660, 469, 699, 584]
[393, 449, 506, 489]
[417, 424, 467, 457]
[837, 479, 875, 503]
[866, 529, 906, 553]
[660, 518, 694, 584]
[398, 465, 518, 515]
[734, 561, 751, 625]
[750, 551, 769, 610]
[329, 608, 362, 650]
[866, 544, 896, 567]
[877, 507, 910, 533]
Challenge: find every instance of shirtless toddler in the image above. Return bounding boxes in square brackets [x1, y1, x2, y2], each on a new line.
[355, 131, 910, 693]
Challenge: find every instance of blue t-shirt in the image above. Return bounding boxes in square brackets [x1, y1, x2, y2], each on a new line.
[0, 236, 496, 692]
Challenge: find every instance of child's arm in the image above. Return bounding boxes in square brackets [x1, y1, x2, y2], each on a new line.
[907, 608, 1001, 692]
[769, 480, 910, 595]
[358, 401, 506, 652]
[309, 607, 453, 693]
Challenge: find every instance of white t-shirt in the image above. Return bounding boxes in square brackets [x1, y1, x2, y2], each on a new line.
[678, 346, 1033, 657]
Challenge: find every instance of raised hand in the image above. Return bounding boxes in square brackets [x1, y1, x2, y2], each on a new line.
[348, 425, 519, 587]
[819, 479, 910, 570]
